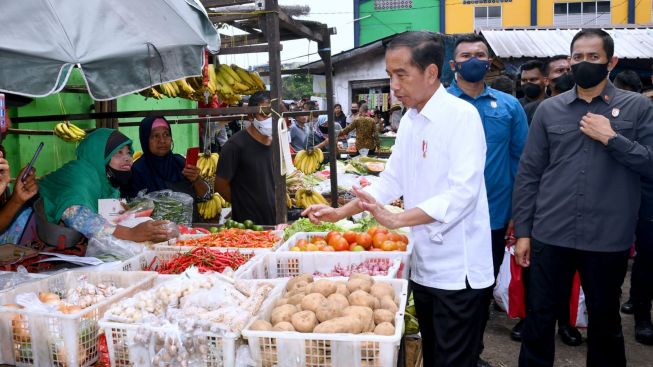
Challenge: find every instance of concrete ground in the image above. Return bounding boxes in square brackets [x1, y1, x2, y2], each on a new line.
[481, 263, 653, 367]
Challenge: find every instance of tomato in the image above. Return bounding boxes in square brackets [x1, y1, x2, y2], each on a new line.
[296, 239, 308, 250]
[351, 245, 365, 252]
[343, 231, 357, 244]
[367, 227, 379, 237]
[372, 233, 388, 249]
[375, 228, 389, 235]
[399, 234, 409, 244]
[290, 246, 301, 251]
[396, 240, 408, 251]
[323, 246, 335, 251]
[330, 237, 350, 251]
[348, 242, 359, 251]
[381, 240, 398, 251]
[313, 239, 327, 247]
[387, 233, 402, 242]
[356, 233, 373, 249]
[326, 231, 341, 243]
[306, 243, 319, 251]
[311, 235, 326, 244]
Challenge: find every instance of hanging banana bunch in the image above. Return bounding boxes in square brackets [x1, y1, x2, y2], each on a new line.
[53, 122, 86, 143]
[294, 188, 329, 209]
[198, 193, 230, 220]
[132, 151, 143, 161]
[293, 148, 324, 174]
[197, 152, 219, 178]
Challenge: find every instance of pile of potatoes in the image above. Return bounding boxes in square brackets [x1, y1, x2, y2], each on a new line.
[250, 273, 399, 336]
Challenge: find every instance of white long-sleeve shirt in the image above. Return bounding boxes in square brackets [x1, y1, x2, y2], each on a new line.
[365, 85, 494, 290]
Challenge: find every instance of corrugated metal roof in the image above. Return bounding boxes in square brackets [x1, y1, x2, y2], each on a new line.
[480, 28, 653, 59]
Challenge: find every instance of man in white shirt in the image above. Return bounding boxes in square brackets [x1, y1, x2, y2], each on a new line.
[302, 31, 493, 367]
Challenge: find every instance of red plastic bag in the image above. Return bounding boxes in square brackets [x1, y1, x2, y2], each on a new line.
[507, 250, 527, 318]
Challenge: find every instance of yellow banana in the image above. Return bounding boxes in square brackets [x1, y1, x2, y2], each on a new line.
[231, 64, 257, 88]
[249, 71, 266, 90]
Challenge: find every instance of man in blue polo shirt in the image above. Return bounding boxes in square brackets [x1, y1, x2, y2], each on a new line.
[447, 33, 528, 367]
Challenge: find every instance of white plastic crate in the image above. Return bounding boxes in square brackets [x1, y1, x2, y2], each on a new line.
[239, 251, 402, 280]
[120, 248, 259, 278]
[277, 232, 412, 279]
[100, 278, 286, 367]
[0, 271, 157, 367]
[242, 278, 409, 367]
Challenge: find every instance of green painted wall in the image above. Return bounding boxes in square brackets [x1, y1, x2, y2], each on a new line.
[5, 70, 197, 181]
[358, 0, 440, 45]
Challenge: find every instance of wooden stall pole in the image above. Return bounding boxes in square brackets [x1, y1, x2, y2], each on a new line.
[318, 28, 338, 208]
[265, 0, 287, 224]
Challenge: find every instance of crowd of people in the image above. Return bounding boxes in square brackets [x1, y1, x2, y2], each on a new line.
[0, 26, 651, 367]
[303, 29, 653, 367]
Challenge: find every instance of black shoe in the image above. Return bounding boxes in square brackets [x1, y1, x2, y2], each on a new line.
[477, 357, 493, 367]
[635, 320, 653, 345]
[621, 299, 634, 314]
[558, 324, 583, 346]
[511, 319, 524, 342]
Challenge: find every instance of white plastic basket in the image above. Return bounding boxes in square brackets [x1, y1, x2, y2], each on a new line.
[99, 278, 286, 367]
[239, 251, 402, 280]
[0, 271, 157, 367]
[119, 248, 259, 278]
[277, 232, 412, 279]
[242, 278, 409, 367]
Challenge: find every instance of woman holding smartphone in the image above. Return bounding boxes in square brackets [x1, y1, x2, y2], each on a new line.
[0, 150, 39, 243]
[124, 117, 212, 221]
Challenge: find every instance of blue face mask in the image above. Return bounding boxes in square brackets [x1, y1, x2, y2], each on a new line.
[455, 57, 490, 83]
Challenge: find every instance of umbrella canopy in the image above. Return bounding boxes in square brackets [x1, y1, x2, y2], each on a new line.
[0, 0, 220, 101]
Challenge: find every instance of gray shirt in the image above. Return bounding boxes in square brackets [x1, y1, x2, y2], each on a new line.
[513, 82, 653, 252]
[289, 122, 309, 151]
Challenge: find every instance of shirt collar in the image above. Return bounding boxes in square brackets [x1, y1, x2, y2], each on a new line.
[562, 81, 617, 105]
[410, 84, 447, 122]
[448, 79, 494, 100]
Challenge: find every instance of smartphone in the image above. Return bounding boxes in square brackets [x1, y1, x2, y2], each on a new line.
[21, 142, 44, 182]
[0, 93, 6, 133]
[185, 147, 200, 166]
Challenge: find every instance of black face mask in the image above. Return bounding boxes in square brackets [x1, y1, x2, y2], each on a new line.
[351, 109, 358, 114]
[522, 83, 542, 99]
[106, 166, 132, 187]
[551, 73, 575, 94]
[319, 126, 329, 134]
[571, 61, 609, 89]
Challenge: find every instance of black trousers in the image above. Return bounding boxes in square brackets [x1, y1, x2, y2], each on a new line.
[411, 280, 488, 367]
[630, 218, 653, 323]
[519, 239, 629, 367]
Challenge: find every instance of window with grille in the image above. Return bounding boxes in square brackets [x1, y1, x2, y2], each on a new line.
[553, 1, 611, 26]
[374, 0, 413, 10]
[474, 6, 502, 29]
[464, 0, 511, 4]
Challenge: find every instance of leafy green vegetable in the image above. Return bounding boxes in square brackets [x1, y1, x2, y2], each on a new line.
[283, 218, 345, 240]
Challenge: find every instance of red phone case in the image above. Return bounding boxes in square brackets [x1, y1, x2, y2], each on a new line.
[186, 147, 200, 166]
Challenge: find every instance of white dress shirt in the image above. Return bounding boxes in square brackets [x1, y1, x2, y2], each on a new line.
[365, 85, 494, 290]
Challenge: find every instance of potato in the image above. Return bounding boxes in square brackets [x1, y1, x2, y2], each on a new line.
[335, 282, 350, 297]
[370, 282, 394, 300]
[380, 296, 398, 313]
[366, 318, 376, 333]
[349, 273, 374, 284]
[287, 293, 305, 305]
[313, 316, 363, 334]
[348, 290, 376, 309]
[327, 293, 349, 309]
[296, 304, 303, 311]
[270, 304, 297, 325]
[373, 297, 381, 310]
[347, 278, 372, 293]
[273, 321, 296, 332]
[315, 300, 342, 322]
[291, 310, 318, 333]
[311, 279, 337, 297]
[374, 322, 395, 335]
[373, 309, 395, 325]
[288, 280, 308, 292]
[342, 306, 374, 332]
[286, 288, 307, 298]
[250, 319, 273, 331]
[286, 274, 314, 291]
[275, 298, 288, 307]
[301, 293, 326, 313]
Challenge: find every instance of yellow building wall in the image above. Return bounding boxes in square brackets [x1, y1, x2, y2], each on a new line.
[538, 0, 554, 25]
[445, 0, 531, 34]
[612, 0, 629, 24]
[636, 0, 653, 23]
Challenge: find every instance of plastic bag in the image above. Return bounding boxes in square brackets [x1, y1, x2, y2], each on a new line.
[132, 190, 193, 226]
[86, 235, 147, 261]
[115, 200, 155, 224]
[0, 266, 48, 291]
[493, 243, 526, 319]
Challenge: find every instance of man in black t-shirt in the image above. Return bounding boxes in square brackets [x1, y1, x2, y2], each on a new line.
[214, 91, 275, 225]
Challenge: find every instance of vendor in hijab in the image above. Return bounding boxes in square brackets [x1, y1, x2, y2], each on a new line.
[125, 117, 212, 221]
[39, 129, 172, 242]
[304, 115, 342, 162]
